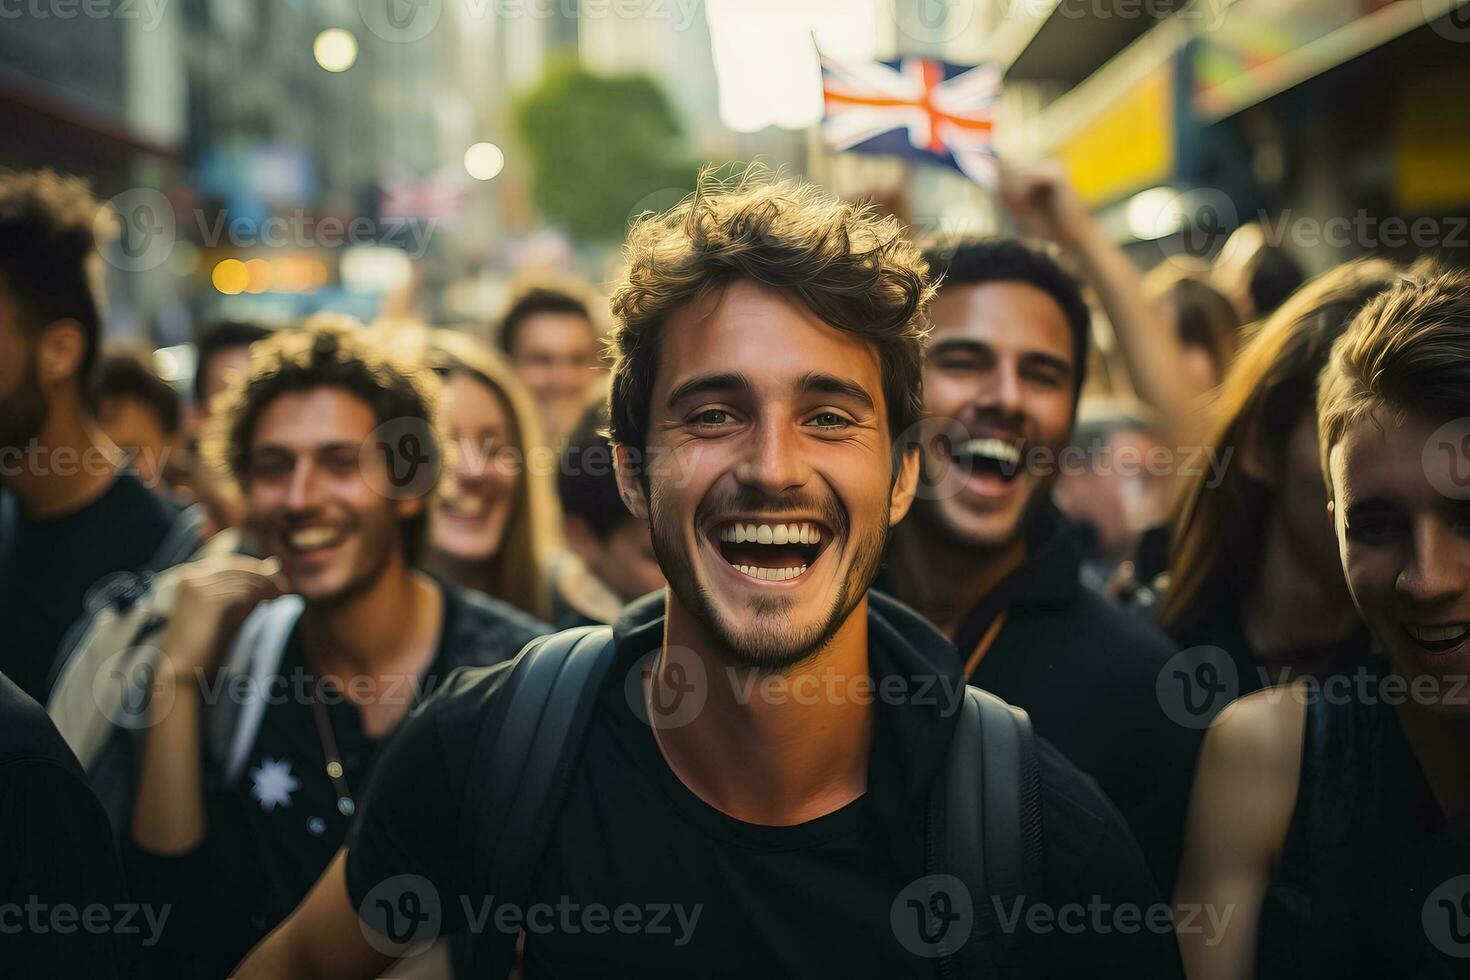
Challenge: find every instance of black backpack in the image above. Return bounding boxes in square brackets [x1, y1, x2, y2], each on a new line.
[459, 625, 1043, 978]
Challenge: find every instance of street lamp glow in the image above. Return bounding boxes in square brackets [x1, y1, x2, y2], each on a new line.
[463, 142, 505, 181]
[314, 29, 358, 73]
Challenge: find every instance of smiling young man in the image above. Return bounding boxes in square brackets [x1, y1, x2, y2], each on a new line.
[120, 320, 549, 978]
[234, 173, 1179, 979]
[878, 238, 1195, 891]
[1176, 266, 1470, 979]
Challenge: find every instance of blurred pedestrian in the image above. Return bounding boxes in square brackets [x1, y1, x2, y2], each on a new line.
[0, 170, 185, 702]
[420, 329, 561, 621]
[551, 397, 665, 628]
[496, 284, 605, 445]
[1212, 221, 1307, 325]
[1142, 261, 1243, 399]
[121, 318, 549, 978]
[1153, 259, 1402, 688]
[95, 353, 184, 492]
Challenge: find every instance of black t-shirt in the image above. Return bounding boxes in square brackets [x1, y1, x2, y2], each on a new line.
[878, 508, 1195, 893]
[0, 672, 129, 977]
[0, 474, 176, 701]
[122, 581, 550, 979]
[346, 592, 1183, 978]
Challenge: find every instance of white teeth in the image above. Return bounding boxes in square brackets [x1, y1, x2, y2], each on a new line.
[1406, 623, 1470, 643]
[720, 521, 823, 545]
[959, 437, 1021, 465]
[735, 564, 808, 581]
[289, 527, 340, 549]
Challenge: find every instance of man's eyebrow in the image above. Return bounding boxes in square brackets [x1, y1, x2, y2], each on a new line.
[796, 372, 875, 411]
[926, 337, 990, 358]
[664, 372, 752, 408]
[1021, 350, 1075, 379]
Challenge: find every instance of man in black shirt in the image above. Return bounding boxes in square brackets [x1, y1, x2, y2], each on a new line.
[236, 172, 1180, 977]
[0, 672, 132, 977]
[879, 237, 1194, 891]
[121, 320, 549, 977]
[0, 170, 177, 701]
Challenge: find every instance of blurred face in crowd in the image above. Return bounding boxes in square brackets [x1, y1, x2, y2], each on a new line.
[198, 345, 254, 420]
[914, 281, 1077, 552]
[566, 513, 665, 604]
[245, 387, 420, 605]
[430, 371, 519, 563]
[1331, 410, 1470, 717]
[98, 395, 175, 488]
[1054, 426, 1170, 562]
[509, 311, 601, 442]
[625, 280, 919, 669]
[0, 282, 49, 451]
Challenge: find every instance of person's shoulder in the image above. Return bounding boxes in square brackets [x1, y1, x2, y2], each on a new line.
[0, 672, 88, 783]
[1196, 683, 1309, 783]
[441, 582, 554, 668]
[1033, 734, 1124, 844]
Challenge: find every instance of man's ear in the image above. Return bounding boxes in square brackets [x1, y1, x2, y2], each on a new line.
[613, 443, 649, 521]
[888, 444, 921, 526]
[37, 319, 87, 387]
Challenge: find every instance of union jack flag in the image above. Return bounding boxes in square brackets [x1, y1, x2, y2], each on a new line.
[819, 55, 1002, 187]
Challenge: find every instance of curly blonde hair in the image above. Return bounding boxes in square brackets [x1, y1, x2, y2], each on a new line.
[606, 165, 934, 456]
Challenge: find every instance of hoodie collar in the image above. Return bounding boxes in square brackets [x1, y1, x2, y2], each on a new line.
[610, 589, 964, 835]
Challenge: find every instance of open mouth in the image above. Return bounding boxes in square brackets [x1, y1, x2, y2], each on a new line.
[951, 436, 1024, 483]
[1403, 622, 1470, 656]
[710, 519, 831, 583]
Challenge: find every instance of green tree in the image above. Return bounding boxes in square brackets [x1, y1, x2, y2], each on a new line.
[514, 60, 697, 243]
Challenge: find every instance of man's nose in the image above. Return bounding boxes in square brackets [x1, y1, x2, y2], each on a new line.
[734, 418, 809, 495]
[1396, 519, 1470, 609]
[285, 459, 322, 511]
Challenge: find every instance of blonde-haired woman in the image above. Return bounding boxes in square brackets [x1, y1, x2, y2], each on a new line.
[419, 330, 561, 621]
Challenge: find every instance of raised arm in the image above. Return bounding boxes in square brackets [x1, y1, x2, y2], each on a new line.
[232, 850, 395, 979]
[998, 159, 1198, 443]
[1172, 687, 1308, 980]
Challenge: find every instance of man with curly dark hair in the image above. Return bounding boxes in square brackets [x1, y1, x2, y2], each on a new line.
[0, 170, 179, 702]
[237, 169, 1178, 979]
[120, 317, 549, 978]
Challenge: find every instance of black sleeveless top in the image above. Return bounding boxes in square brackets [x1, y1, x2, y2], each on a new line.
[1257, 658, 1470, 978]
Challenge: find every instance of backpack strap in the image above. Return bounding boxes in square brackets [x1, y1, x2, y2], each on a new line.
[209, 596, 305, 783]
[941, 686, 1043, 979]
[465, 625, 617, 978]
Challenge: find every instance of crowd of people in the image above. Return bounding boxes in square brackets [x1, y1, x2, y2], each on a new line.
[1, 162, 1467, 979]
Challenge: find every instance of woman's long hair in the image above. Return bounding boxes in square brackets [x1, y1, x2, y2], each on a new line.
[422, 329, 562, 620]
[1158, 258, 1402, 639]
